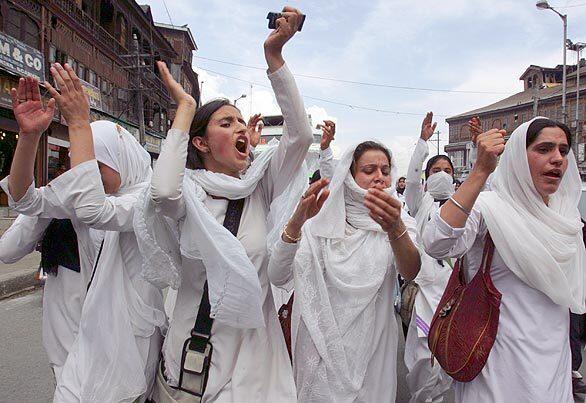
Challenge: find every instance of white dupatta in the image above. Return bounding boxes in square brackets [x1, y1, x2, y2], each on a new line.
[293, 142, 418, 402]
[57, 121, 166, 403]
[476, 117, 586, 313]
[135, 141, 308, 329]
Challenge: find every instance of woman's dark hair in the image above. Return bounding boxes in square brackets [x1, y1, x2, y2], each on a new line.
[351, 141, 392, 174]
[186, 98, 238, 169]
[526, 118, 572, 149]
[424, 155, 454, 180]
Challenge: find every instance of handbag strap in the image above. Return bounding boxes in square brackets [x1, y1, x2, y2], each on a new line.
[189, 198, 245, 351]
[480, 233, 495, 276]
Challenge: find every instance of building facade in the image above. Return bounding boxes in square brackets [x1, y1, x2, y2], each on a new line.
[445, 61, 586, 180]
[255, 114, 323, 173]
[0, 0, 200, 206]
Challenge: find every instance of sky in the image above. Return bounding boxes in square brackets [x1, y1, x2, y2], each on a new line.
[143, 0, 586, 175]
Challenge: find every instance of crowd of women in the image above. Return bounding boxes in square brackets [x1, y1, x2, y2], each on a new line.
[1, 6, 585, 403]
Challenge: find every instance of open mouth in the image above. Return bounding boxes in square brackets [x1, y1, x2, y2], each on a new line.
[235, 136, 248, 155]
[543, 169, 562, 179]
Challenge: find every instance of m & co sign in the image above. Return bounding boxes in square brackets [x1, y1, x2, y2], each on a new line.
[0, 32, 44, 82]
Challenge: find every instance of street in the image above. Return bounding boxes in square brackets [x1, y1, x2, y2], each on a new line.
[2, 289, 586, 403]
[0, 288, 443, 402]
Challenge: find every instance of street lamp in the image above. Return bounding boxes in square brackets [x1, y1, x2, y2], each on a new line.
[536, 0, 568, 125]
[234, 94, 247, 107]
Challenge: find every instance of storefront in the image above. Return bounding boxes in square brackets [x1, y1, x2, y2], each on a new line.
[0, 31, 46, 206]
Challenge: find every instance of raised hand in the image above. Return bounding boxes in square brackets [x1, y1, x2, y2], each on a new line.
[319, 120, 336, 151]
[11, 77, 55, 138]
[364, 188, 405, 238]
[264, 6, 303, 71]
[44, 63, 89, 127]
[474, 128, 506, 175]
[468, 116, 482, 144]
[420, 111, 437, 141]
[283, 178, 330, 242]
[247, 113, 263, 148]
[156, 61, 196, 107]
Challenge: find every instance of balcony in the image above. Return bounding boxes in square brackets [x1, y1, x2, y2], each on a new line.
[47, 0, 122, 56]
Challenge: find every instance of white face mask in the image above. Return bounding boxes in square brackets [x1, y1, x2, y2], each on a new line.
[427, 171, 455, 200]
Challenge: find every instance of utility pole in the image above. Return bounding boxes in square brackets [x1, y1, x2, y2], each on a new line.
[120, 34, 155, 148]
[429, 130, 442, 155]
[134, 35, 145, 147]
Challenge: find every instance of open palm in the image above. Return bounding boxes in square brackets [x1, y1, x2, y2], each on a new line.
[420, 111, 437, 141]
[11, 77, 55, 136]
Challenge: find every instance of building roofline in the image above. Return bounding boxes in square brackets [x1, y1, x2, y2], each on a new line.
[154, 22, 198, 51]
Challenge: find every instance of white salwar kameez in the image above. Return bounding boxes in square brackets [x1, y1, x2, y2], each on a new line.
[423, 210, 572, 403]
[0, 122, 166, 403]
[403, 138, 452, 402]
[268, 141, 420, 403]
[422, 117, 586, 403]
[268, 235, 402, 403]
[0, 215, 86, 382]
[147, 63, 311, 402]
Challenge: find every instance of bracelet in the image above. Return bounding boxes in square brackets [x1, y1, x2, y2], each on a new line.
[391, 228, 408, 242]
[283, 224, 302, 243]
[449, 197, 471, 216]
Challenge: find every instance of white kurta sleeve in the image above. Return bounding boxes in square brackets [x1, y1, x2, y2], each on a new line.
[150, 129, 189, 220]
[422, 206, 484, 259]
[404, 138, 429, 217]
[0, 215, 49, 264]
[318, 146, 335, 179]
[262, 63, 313, 202]
[0, 176, 73, 219]
[45, 160, 137, 232]
[268, 237, 299, 289]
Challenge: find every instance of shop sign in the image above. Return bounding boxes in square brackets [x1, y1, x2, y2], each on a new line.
[145, 133, 161, 154]
[80, 79, 102, 111]
[0, 32, 44, 82]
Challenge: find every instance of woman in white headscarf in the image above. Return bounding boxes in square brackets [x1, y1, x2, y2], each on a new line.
[423, 117, 585, 402]
[403, 112, 454, 403]
[2, 64, 165, 402]
[0, 214, 84, 384]
[268, 140, 421, 402]
[134, 8, 311, 402]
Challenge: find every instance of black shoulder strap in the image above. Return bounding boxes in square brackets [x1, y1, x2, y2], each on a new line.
[190, 198, 245, 346]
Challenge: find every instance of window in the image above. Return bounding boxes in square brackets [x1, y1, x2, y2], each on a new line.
[6, 8, 40, 48]
[49, 45, 57, 63]
[451, 150, 465, 168]
[101, 79, 110, 94]
[116, 14, 128, 48]
[77, 63, 86, 81]
[87, 70, 97, 86]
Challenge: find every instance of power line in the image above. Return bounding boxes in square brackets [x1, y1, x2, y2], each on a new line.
[161, 0, 174, 26]
[196, 66, 452, 118]
[194, 55, 511, 95]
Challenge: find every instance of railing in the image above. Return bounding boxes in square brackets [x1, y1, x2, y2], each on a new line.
[48, 0, 122, 55]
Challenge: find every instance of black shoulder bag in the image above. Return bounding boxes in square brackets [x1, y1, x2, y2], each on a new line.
[176, 198, 245, 398]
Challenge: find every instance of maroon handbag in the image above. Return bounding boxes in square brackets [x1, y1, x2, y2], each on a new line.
[428, 234, 502, 382]
[278, 293, 294, 362]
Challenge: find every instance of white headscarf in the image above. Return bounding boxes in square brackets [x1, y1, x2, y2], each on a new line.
[92, 120, 152, 192]
[476, 117, 586, 313]
[135, 142, 308, 329]
[293, 141, 419, 402]
[57, 121, 165, 403]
